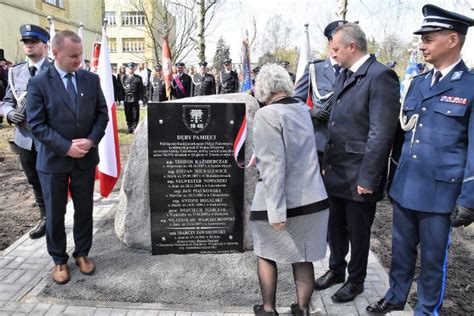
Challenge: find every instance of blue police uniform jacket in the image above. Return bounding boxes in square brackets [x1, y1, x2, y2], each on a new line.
[389, 61, 474, 213]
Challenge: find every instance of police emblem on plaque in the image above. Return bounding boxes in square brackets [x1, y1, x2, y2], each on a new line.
[182, 104, 211, 134]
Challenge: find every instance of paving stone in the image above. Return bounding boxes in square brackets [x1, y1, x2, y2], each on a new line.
[325, 304, 358, 315]
[43, 304, 67, 315]
[1, 301, 37, 313]
[0, 268, 12, 281]
[94, 307, 113, 315]
[1, 269, 24, 284]
[109, 309, 129, 316]
[175, 312, 192, 316]
[15, 269, 39, 284]
[4, 257, 26, 269]
[191, 313, 217, 316]
[29, 303, 52, 315]
[63, 306, 97, 315]
[158, 311, 176, 316]
[126, 310, 158, 316]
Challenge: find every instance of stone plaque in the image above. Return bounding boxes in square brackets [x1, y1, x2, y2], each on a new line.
[148, 102, 246, 255]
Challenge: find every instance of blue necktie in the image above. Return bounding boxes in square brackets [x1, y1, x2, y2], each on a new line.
[432, 71, 442, 87]
[66, 73, 77, 109]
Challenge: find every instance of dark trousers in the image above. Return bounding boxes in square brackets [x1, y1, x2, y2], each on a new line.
[384, 202, 451, 315]
[124, 101, 139, 128]
[38, 165, 95, 265]
[328, 196, 376, 284]
[17, 145, 45, 213]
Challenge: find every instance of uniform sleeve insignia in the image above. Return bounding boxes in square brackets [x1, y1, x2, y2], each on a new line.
[440, 95, 468, 105]
[451, 71, 463, 81]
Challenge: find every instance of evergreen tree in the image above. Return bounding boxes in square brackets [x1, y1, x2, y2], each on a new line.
[212, 37, 231, 71]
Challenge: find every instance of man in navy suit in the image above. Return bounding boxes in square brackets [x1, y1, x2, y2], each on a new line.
[316, 23, 400, 303]
[27, 30, 108, 284]
[367, 5, 474, 315]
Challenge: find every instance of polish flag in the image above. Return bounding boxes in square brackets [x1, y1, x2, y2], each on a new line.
[162, 36, 173, 100]
[295, 24, 313, 108]
[96, 27, 121, 197]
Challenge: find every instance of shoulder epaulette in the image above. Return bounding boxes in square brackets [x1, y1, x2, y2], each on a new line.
[468, 68, 474, 74]
[309, 59, 325, 64]
[12, 61, 27, 68]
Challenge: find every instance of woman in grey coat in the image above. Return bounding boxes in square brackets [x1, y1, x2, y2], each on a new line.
[251, 64, 329, 316]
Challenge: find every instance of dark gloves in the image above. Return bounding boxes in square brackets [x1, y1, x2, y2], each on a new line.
[7, 109, 26, 125]
[450, 204, 474, 227]
[314, 108, 331, 123]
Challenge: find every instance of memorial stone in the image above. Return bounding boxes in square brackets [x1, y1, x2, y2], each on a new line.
[115, 94, 260, 251]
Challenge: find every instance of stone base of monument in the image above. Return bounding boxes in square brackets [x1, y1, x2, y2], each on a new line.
[114, 93, 260, 252]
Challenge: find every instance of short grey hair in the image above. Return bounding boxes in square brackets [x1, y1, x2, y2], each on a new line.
[254, 64, 294, 103]
[335, 23, 368, 53]
[51, 30, 81, 50]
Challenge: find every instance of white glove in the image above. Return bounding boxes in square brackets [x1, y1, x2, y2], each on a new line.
[120, 100, 124, 106]
[138, 100, 144, 106]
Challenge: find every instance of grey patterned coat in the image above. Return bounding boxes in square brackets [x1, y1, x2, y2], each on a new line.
[251, 98, 328, 224]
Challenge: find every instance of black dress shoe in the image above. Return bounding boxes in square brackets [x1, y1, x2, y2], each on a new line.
[29, 217, 46, 239]
[290, 303, 310, 316]
[331, 281, 364, 303]
[314, 270, 345, 290]
[253, 304, 279, 315]
[366, 298, 404, 314]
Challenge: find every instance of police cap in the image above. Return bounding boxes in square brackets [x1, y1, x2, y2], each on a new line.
[281, 61, 289, 67]
[19, 24, 50, 43]
[155, 64, 162, 71]
[199, 61, 208, 67]
[127, 62, 137, 68]
[175, 62, 185, 67]
[224, 59, 232, 65]
[323, 20, 348, 40]
[414, 4, 474, 35]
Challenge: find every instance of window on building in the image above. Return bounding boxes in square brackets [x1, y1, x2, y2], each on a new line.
[108, 38, 117, 53]
[104, 12, 116, 26]
[43, 0, 64, 8]
[122, 38, 145, 52]
[121, 12, 145, 26]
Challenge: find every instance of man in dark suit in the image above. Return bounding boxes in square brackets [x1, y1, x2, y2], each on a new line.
[367, 5, 474, 315]
[3, 25, 51, 239]
[27, 30, 109, 285]
[294, 20, 347, 163]
[192, 61, 216, 96]
[171, 62, 191, 99]
[316, 23, 400, 302]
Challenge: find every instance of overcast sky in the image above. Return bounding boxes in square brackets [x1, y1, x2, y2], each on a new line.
[201, 0, 474, 66]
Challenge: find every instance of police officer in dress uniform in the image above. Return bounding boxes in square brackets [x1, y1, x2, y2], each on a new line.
[192, 61, 216, 96]
[366, 5, 474, 315]
[150, 64, 166, 102]
[3, 24, 51, 239]
[294, 20, 347, 164]
[218, 59, 239, 94]
[171, 62, 192, 99]
[121, 62, 143, 133]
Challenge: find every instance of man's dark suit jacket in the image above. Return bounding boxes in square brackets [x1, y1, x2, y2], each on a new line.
[26, 66, 109, 173]
[322, 55, 400, 202]
[171, 73, 192, 99]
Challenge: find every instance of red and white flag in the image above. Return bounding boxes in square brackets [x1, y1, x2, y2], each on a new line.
[295, 24, 311, 85]
[96, 27, 121, 197]
[162, 36, 173, 100]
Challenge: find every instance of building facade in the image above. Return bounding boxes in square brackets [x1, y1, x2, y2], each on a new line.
[0, 0, 102, 63]
[105, 0, 175, 71]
